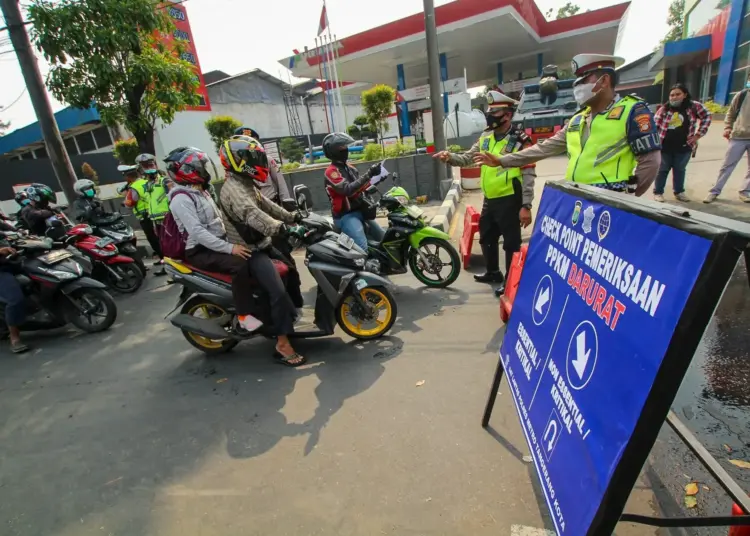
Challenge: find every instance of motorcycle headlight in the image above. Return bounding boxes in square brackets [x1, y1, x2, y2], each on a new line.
[394, 195, 409, 206]
[93, 248, 116, 257]
[42, 268, 77, 280]
[365, 259, 381, 274]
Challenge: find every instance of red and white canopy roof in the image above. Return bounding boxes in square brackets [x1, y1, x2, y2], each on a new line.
[279, 0, 630, 89]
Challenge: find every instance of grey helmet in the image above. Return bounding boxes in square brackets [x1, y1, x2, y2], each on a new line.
[73, 178, 97, 199]
[135, 153, 158, 175]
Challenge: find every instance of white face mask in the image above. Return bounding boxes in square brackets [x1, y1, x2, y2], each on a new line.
[573, 76, 603, 106]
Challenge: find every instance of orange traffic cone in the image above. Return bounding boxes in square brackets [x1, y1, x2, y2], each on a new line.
[729, 503, 750, 536]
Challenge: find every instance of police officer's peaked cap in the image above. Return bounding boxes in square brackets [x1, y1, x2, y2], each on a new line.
[486, 90, 519, 112]
[571, 54, 625, 86]
[117, 164, 138, 173]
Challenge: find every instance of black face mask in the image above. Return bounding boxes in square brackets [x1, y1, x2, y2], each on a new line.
[485, 112, 510, 131]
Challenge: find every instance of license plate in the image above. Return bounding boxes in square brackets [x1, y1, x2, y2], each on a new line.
[355, 278, 368, 291]
[39, 250, 73, 264]
[337, 233, 355, 250]
[95, 237, 114, 248]
[533, 126, 553, 134]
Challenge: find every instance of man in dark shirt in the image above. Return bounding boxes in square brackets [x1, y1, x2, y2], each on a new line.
[0, 237, 28, 353]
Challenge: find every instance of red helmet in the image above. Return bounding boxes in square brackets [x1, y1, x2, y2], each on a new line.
[219, 138, 269, 182]
[164, 147, 212, 185]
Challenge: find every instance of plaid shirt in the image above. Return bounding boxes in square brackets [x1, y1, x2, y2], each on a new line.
[654, 101, 712, 148]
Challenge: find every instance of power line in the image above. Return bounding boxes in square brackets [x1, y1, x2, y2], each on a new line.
[1, 87, 27, 111]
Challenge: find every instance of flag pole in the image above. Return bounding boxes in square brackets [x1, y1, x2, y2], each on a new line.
[314, 37, 331, 133]
[333, 33, 348, 130]
[324, 33, 343, 133]
[322, 35, 337, 132]
[323, 0, 345, 131]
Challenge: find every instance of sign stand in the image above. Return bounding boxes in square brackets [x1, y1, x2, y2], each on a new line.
[481, 182, 750, 535]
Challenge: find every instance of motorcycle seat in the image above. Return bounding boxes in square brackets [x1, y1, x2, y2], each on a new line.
[166, 258, 290, 285]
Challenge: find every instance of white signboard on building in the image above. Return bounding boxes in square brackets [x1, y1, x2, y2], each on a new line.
[398, 77, 468, 103]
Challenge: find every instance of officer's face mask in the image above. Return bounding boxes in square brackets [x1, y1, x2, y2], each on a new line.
[485, 111, 511, 130]
[573, 75, 604, 106]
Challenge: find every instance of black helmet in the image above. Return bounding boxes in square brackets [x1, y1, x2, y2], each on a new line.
[234, 126, 260, 140]
[323, 132, 355, 162]
[25, 183, 57, 206]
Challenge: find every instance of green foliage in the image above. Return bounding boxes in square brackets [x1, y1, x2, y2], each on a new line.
[353, 115, 369, 128]
[384, 142, 406, 158]
[346, 124, 361, 137]
[546, 2, 581, 19]
[113, 138, 140, 164]
[448, 144, 463, 153]
[280, 162, 302, 172]
[662, 0, 685, 43]
[81, 162, 100, 189]
[361, 85, 396, 139]
[416, 140, 427, 148]
[29, 0, 201, 154]
[279, 137, 304, 163]
[704, 100, 729, 114]
[362, 143, 384, 162]
[205, 116, 242, 152]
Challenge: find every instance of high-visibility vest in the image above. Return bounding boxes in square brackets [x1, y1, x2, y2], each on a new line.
[147, 175, 170, 222]
[478, 132, 523, 200]
[565, 95, 640, 185]
[130, 178, 149, 219]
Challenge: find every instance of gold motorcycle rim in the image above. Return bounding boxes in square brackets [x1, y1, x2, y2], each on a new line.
[340, 288, 393, 337]
[186, 303, 231, 349]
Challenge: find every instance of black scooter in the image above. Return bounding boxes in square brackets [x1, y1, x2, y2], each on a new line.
[0, 234, 118, 337]
[164, 202, 397, 356]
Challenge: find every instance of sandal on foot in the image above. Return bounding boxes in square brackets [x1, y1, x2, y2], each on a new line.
[11, 341, 29, 354]
[273, 351, 307, 367]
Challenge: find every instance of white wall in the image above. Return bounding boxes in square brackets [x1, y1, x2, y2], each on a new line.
[153, 110, 220, 180]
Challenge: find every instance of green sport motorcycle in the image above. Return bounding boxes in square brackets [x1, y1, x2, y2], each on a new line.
[363, 176, 461, 288]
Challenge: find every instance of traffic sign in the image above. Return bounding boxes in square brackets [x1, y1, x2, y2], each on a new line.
[498, 184, 718, 535]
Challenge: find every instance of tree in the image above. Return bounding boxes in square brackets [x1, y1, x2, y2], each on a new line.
[205, 116, 242, 152]
[661, 0, 685, 44]
[546, 2, 581, 20]
[113, 138, 140, 165]
[81, 162, 100, 192]
[29, 0, 201, 155]
[361, 85, 396, 140]
[279, 138, 304, 163]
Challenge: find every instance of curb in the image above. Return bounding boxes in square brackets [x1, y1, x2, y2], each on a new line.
[431, 178, 462, 232]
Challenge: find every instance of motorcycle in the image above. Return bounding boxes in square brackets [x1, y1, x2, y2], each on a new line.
[293, 177, 461, 288]
[0, 234, 118, 337]
[62, 223, 145, 293]
[164, 213, 397, 356]
[83, 212, 148, 275]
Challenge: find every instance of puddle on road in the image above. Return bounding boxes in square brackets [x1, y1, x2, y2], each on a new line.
[673, 260, 750, 486]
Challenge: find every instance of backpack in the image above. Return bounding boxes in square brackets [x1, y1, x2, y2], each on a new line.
[157, 191, 194, 260]
[738, 89, 748, 112]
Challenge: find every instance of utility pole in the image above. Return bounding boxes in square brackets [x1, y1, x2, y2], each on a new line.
[423, 0, 448, 198]
[1, 0, 78, 205]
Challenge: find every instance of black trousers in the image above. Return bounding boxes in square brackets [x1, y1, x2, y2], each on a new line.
[479, 193, 522, 275]
[138, 217, 162, 259]
[185, 246, 296, 336]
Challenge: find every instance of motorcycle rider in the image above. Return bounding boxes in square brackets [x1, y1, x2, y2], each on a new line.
[136, 153, 169, 274]
[20, 184, 57, 237]
[164, 147, 264, 328]
[219, 137, 307, 367]
[72, 179, 110, 222]
[12, 191, 30, 227]
[323, 132, 385, 251]
[120, 164, 163, 267]
[232, 127, 291, 204]
[0, 238, 29, 353]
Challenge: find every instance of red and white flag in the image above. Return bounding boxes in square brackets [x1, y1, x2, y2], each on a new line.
[317, 3, 328, 35]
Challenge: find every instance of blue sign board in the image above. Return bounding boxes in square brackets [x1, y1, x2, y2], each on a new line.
[500, 186, 712, 535]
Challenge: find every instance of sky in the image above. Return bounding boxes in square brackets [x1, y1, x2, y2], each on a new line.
[0, 0, 670, 134]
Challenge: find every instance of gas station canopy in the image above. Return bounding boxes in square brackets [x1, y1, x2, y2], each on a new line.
[279, 0, 630, 89]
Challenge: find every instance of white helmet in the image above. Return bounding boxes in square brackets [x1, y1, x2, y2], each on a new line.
[73, 178, 96, 198]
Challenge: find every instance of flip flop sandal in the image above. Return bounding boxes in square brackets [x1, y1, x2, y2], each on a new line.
[11, 341, 29, 354]
[273, 351, 307, 367]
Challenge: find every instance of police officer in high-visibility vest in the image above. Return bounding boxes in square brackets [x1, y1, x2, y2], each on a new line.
[136, 153, 169, 274]
[434, 91, 536, 289]
[120, 164, 163, 271]
[474, 54, 661, 196]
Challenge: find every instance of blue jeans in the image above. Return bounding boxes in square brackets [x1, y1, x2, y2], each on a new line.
[334, 211, 385, 251]
[654, 151, 691, 195]
[0, 271, 25, 327]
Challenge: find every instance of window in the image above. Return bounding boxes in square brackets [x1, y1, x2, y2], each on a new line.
[735, 42, 750, 71]
[731, 67, 749, 94]
[64, 137, 78, 155]
[34, 146, 47, 159]
[739, 13, 750, 47]
[92, 125, 112, 148]
[20, 151, 33, 160]
[75, 131, 96, 153]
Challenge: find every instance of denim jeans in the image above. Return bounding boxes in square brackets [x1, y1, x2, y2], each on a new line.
[711, 138, 750, 195]
[0, 271, 25, 327]
[654, 151, 691, 195]
[334, 211, 385, 251]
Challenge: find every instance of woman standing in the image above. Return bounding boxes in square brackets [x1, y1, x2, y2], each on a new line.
[653, 83, 712, 202]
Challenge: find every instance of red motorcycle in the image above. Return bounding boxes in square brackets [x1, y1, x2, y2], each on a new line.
[59, 222, 145, 294]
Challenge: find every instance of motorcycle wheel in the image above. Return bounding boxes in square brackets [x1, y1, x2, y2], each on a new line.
[408, 237, 461, 288]
[180, 297, 239, 355]
[336, 285, 397, 340]
[107, 263, 145, 294]
[65, 288, 117, 333]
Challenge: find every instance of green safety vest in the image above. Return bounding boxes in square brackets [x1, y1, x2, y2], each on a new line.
[147, 175, 170, 222]
[479, 132, 523, 200]
[130, 178, 150, 219]
[565, 95, 640, 185]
